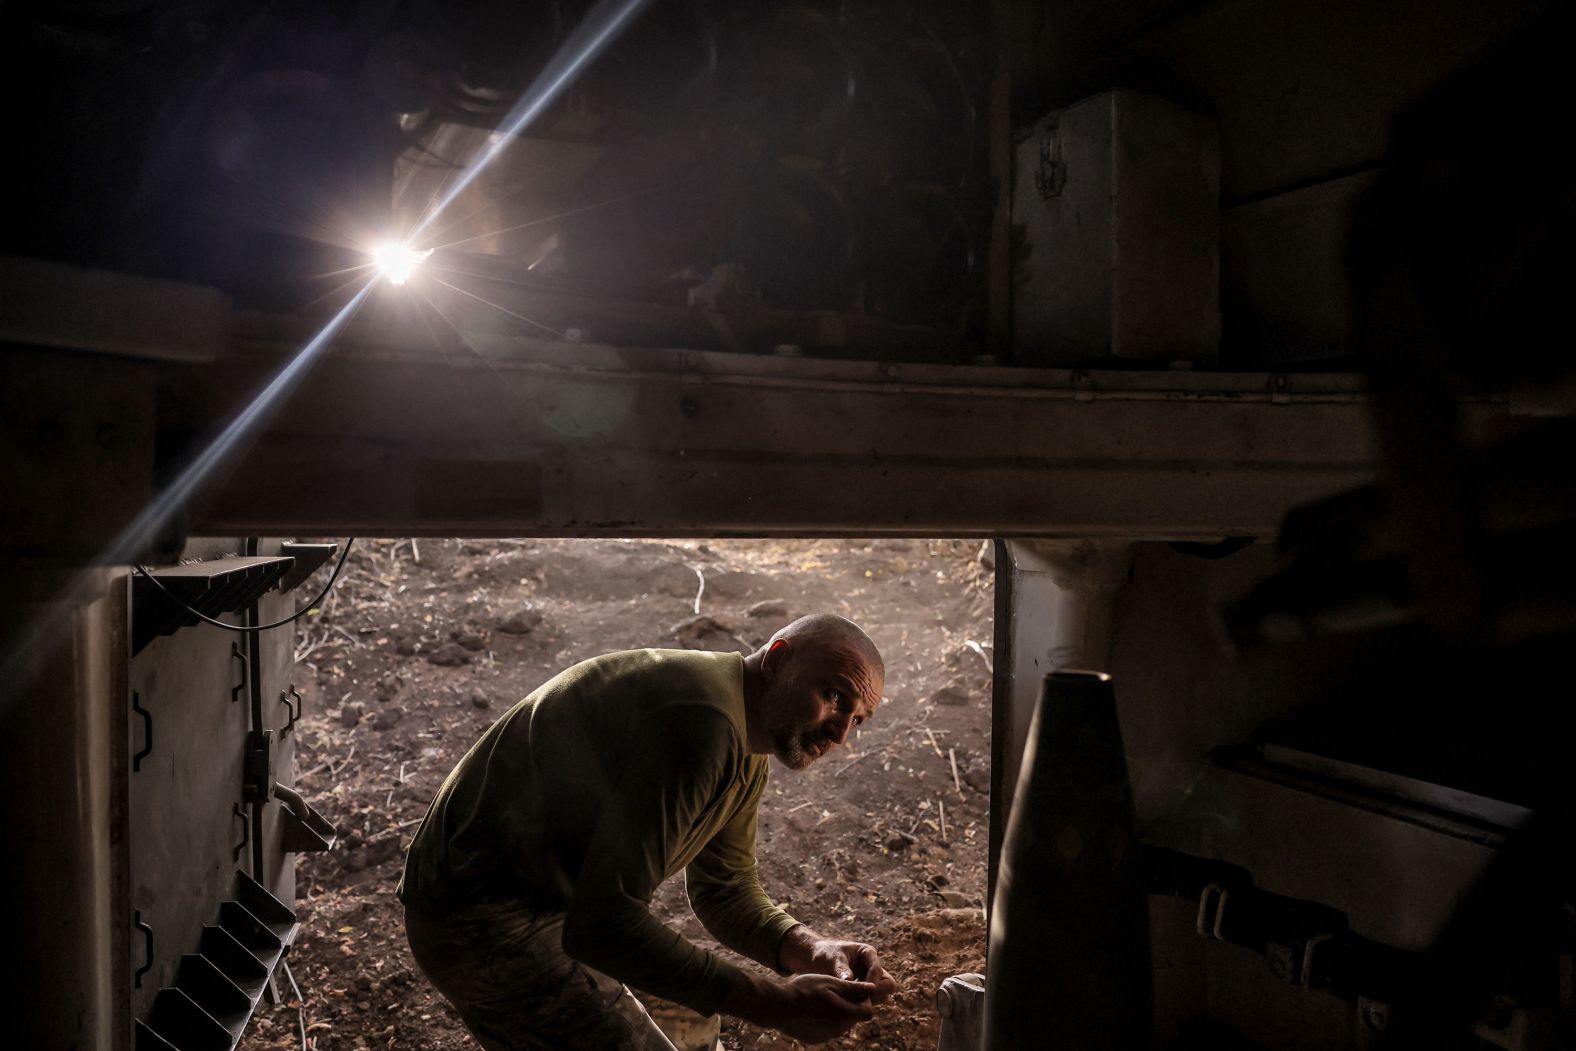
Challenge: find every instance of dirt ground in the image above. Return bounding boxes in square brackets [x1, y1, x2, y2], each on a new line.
[241, 537, 993, 1051]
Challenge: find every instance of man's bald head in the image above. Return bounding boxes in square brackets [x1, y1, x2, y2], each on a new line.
[767, 614, 884, 677]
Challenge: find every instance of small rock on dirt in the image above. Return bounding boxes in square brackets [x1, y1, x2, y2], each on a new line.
[940, 890, 972, 908]
[426, 642, 471, 666]
[931, 684, 972, 707]
[371, 706, 404, 731]
[497, 607, 544, 635]
[452, 630, 489, 652]
[670, 614, 728, 639]
[885, 832, 917, 852]
[747, 599, 791, 618]
[946, 643, 991, 671]
[669, 615, 751, 654]
[394, 637, 417, 656]
[470, 691, 492, 709]
[339, 703, 364, 728]
[339, 836, 401, 872]
[958, 756, 989, 794]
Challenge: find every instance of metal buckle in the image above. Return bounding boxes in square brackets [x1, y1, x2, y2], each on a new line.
[1196, 882, 1231, 939]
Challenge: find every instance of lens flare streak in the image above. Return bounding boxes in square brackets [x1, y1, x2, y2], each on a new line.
[431, 277, 567, 339]
[410, 0, 653, 239]
[0, 278, 377, 706]
[105, 278, 378, 567]
[5, 0, 655, 706]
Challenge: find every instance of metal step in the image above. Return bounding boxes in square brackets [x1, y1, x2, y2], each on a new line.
[132, 556, 295, 654]
[134, 872, 299, 1051]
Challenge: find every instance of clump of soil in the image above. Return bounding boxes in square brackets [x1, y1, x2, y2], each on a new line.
[242, 538, 992, 1050]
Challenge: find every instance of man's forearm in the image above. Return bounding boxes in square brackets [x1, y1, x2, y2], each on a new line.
[688, 873, 800, 970]
[719, 968, 786, 1026]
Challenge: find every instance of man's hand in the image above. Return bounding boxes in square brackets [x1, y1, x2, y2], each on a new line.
[720, 971, 876, 1044]
[778, 925, 899, 1004]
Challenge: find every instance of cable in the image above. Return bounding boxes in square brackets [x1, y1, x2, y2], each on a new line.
[281, 958, 310, 1051]
[134, 539, 355, 633]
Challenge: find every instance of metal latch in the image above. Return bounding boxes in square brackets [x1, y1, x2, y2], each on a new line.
[279, 685, 303, 734]
[1196, 882, 1231, 939]
[132, 691, 153, 772]
[1035, 120, 1067, 200]
[243, 730, 274, 803]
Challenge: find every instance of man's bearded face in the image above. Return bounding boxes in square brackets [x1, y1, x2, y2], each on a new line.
[762, 643, 882, 770]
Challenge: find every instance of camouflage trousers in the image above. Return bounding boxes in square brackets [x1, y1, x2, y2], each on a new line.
[404, 901, 679, 1051]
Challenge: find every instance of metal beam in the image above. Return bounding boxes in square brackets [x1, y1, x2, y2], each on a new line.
[0, 256, 230, 364]
[181, 317, 1407, 538]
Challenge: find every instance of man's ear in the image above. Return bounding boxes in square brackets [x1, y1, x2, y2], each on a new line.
[763, 638, 790, 678]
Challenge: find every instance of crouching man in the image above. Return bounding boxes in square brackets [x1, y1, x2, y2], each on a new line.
[398, 613, 897, 1048]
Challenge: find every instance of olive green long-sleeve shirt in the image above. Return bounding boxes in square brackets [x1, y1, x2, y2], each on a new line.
[396, 649, 800, 1015]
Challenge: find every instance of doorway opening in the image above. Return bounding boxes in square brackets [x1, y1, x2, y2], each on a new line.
[241, 537, 993, 1051]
